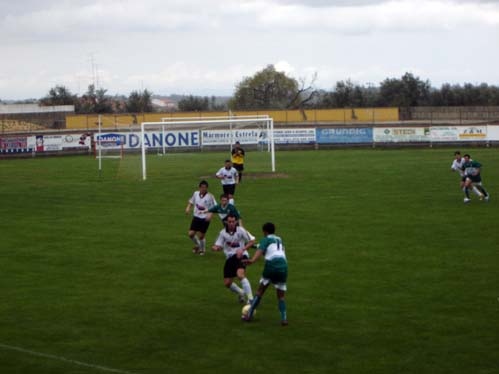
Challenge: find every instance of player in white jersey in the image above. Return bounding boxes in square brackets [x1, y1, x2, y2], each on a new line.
[185, 180, 216, 255]
[211, 214, 255, 304]
[451, 151, 466, 183]
[215, 159, 239, 204]
[242, 222, 288, 326]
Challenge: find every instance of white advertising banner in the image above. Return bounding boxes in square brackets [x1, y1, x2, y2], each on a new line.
[486, 125, 499, 141]
[61, 133, 92, 150]
[94, 131, 200, 149]
[201, 129, 262, 145]
[201, 128, 316, 145]
[430, 127, 460, 142]
[32, 133, 91, 152]
[260, 128, 316, 144]
[457, 126, 487, 141]
[374, 127, 430, 142]
[41, 135, 63, 151]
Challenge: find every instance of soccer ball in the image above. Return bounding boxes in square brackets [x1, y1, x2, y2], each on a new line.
[241, 304, 256, 318]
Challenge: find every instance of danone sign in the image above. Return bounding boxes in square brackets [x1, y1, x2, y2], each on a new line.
[94, 131, 200, 148]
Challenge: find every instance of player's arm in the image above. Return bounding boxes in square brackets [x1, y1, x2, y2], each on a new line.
[236, 238, 256, 258]
[185, 201, 193, 215]
[243, 249, 264, 265]
[212, 234, 224, 251]
[205, 205, 217, 221]
[215, 169, 225, 180]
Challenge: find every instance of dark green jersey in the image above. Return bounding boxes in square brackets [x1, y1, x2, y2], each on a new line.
[462, 160, 481, 177]
[259, 235, 287, 283]
[208, 203, 240, 221]
[258, 235, 287, 263]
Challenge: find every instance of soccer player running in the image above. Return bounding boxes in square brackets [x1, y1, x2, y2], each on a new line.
[185, 180, 216, 255]
[212, 214, 255, 304]
[206, 193, 243, 227]
[242, 222, 288, 326]
[231, 141, 245, 183]
[451, 151, 483, 202]
[216, 159, 239, 204]
[451, 151, 467, 189]
[461, 154, 490, 203]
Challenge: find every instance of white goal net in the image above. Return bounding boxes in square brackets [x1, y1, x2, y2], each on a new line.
[140, 115, 275, 180]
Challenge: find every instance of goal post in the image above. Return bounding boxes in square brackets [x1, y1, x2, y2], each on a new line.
[158, 115, 272, 155]
[140, 116, 275, 181]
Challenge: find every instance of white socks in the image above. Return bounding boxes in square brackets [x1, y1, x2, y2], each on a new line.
[191, 236, 200, 247]
[472, 186, 483, 197]
[229, 283, 243, 295]
[240, 277, 253, 301]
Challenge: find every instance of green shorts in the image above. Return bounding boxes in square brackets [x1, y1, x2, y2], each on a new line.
[261, 259, 288, 285]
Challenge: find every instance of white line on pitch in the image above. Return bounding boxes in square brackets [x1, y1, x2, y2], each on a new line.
[0, 343, 136, 374]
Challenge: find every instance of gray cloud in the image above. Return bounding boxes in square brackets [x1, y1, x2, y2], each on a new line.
[1, 0, 498, 99]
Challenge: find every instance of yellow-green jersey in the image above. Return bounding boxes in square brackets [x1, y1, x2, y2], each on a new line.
[231, 147, 245, 165]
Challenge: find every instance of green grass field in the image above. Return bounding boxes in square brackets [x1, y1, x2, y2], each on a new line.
[1, 148, 498, 374]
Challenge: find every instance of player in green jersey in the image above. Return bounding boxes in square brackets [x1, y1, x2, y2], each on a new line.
[242, 222, 288, 326]
[206, 194, 243, 226]
[461, 154, 490, 203]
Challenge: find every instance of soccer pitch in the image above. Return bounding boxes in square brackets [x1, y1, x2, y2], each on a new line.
[1, 148, 498, 374]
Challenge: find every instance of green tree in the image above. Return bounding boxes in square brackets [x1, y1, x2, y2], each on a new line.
[126, 89, 153, 113]
[229, 65, 315, 110]
[178, 95, 209, 111]
[379, 72, 430, 107]
[40, 85, 78, 106]
[78, 84, 113, 114]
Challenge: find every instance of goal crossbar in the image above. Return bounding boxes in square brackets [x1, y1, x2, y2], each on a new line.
[140, 117, 275, 181]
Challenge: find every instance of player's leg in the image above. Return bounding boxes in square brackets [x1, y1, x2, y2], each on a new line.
[276, 288, 288, 326]
[226, 184, 236, 204]
[197, 232, 206, 255]
[197, 219, 210, 255]
[236, 265, 254, 303]
[244, 281, 269, 320]
[224, 258, 245, 303]
[236, 164, 243, 183]
[474, 180, 489, 200]
[188, 228, 200, 253]
[469, 179, 484, 199]
[477, 185, 489, 200]
[463, 178, 472, 202]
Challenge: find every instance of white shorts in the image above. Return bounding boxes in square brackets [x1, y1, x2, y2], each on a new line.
[259, 277, 287, 291]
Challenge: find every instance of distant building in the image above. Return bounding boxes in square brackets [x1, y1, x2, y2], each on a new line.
[0, 103, 75, 114]
[0, 104, 74, 130]
[152, 98, 178, 111]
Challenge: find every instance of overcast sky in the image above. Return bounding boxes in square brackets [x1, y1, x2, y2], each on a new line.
[1, 0, 498, 100]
